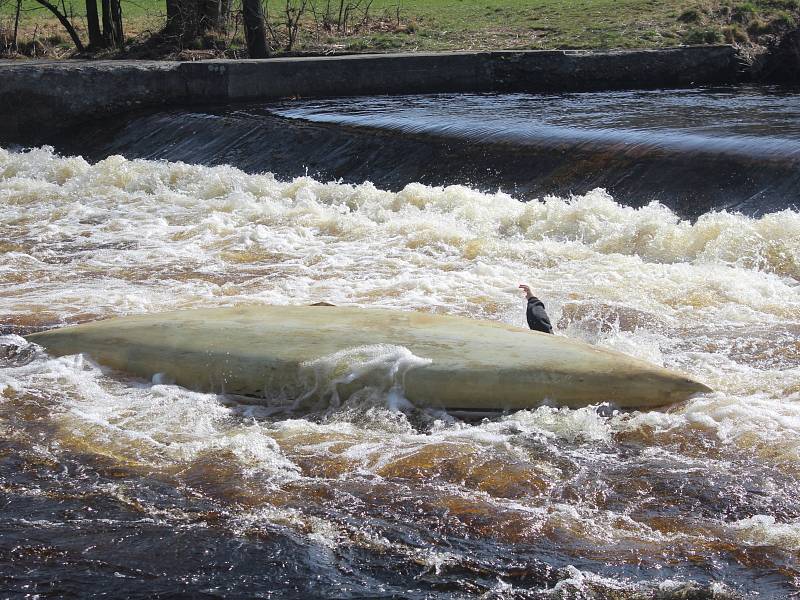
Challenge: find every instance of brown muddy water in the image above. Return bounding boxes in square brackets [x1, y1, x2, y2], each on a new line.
[1, 87, 800, 599]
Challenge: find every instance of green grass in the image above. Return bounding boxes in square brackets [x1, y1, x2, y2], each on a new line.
[1, 0, 798, 57]
[298, 0, 704, 51]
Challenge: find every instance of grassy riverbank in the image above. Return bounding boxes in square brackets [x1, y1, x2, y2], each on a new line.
[1, 0, 798, 58]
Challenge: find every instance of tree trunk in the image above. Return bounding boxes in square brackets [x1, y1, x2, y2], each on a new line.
[101, 0, 112, 44]
[86, 0, 104, 48]
[101, 0, 124, 48]
[164, 0, 232, 41]
[243, 0, 269, 58]
[165, 0, 204, 41]
[110, 0, 124, 47]
[33, 0, 85, 51]
[12, 0, 22, 51]
[164, 0, 181, 35]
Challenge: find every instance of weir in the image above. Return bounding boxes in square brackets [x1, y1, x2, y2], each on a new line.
[51, 86, 800, 219]
[0, 46, 741, 145]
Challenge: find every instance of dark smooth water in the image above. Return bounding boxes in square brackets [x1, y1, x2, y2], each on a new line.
[268, 88, 800, 158]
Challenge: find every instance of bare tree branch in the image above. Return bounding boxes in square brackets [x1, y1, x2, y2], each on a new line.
[32, 0, 85, 50]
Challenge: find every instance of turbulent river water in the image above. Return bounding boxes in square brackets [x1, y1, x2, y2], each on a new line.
[1, 88, 800, 598]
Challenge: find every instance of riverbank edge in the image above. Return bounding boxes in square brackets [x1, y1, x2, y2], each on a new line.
[0, 46, 741, 144]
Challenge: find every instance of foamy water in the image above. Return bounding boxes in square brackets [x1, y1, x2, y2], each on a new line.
[1, 146, 799, 597]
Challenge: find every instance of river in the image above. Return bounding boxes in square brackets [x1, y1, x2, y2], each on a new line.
[1, 87, 799, 598]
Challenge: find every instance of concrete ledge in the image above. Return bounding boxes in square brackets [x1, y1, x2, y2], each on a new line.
[0, 46, 741, 144]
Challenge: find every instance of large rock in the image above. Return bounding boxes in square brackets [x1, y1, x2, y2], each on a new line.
[760, 28, 800, 83]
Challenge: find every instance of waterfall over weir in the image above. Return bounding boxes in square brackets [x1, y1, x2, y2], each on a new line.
[54, 86, 800, 219]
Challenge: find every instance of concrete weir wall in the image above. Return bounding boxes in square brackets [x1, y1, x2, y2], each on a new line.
[1, 46, 740, 144]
